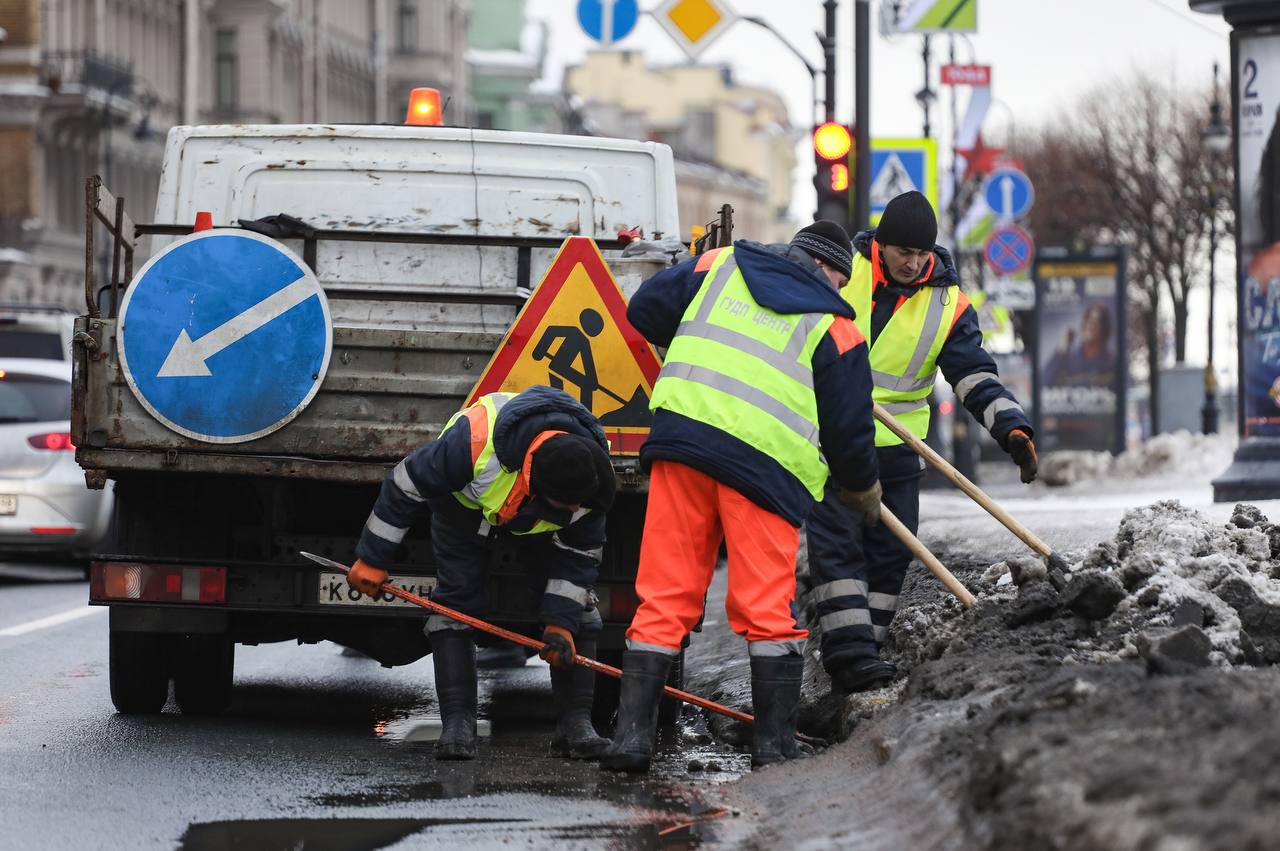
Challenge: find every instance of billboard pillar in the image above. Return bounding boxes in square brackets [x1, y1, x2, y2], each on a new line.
[1192, 1, 1280, 500]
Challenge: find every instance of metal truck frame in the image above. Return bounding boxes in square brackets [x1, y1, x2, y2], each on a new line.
[73, 176, 678, 722]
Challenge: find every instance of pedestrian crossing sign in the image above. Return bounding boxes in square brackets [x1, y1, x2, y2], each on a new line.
[465, 237, 663, 455]
[868, 138, 939, 226]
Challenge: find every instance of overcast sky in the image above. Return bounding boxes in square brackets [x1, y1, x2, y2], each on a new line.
[527, 0, 1232, 216]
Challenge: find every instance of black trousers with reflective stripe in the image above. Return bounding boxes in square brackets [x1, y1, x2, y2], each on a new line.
[804, 463, 921, 671]
[427, 497, 600, 636]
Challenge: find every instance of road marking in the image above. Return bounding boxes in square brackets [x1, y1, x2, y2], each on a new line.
[0, 606, 106, 637]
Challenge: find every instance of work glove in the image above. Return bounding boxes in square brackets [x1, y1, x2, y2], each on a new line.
[348, 559, 388, 596]
[1007, 429, 1038, 484]
[539, 625, 577, 669]
[838, 481, 883, 528]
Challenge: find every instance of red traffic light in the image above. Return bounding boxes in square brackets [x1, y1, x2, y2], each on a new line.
[831, 163, 849, 192]
[814, 122, 851, 161]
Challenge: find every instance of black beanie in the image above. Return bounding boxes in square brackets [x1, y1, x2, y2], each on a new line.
[530, 433, 608, 506]
[790, 219, 853, 278]
[875, 191, 937, 250]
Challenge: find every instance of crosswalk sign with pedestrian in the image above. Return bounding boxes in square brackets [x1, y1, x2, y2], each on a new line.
[465, 237, 662, 455]
[869, 138, 938, 225]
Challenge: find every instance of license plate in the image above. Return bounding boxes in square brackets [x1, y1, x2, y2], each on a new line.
[317, 572, 436, 607]
[0, 495, 14, 516]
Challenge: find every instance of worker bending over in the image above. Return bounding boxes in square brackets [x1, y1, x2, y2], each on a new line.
[348, 386, 616, 761]
[603, 221, 881, 772]
[807, 191, 1037, 694]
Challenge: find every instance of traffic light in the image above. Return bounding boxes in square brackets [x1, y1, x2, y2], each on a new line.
[813, 122, 851, 228]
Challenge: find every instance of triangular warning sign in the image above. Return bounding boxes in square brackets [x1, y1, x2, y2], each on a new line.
[871, 152, 918, 207]
[465, 237, 662, 455]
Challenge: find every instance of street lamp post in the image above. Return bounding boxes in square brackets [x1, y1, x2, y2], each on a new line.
[1201, 61, 1231, 435]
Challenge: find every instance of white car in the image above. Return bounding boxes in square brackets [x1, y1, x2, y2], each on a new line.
[0, 358, 114, 558]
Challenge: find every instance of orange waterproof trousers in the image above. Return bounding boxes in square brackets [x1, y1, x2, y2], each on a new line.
[626, 460, 808, 654]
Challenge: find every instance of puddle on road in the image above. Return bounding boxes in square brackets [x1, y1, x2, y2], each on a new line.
[179, 811, 715, 850]
[177, 817, 518, 851]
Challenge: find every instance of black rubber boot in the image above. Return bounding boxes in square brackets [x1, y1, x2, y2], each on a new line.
[550, 637, 611, 759]
[600, 650, 672, 773]
[430, 629, 478, 760]
[750, 654, 804, 767]
[831, 657, 898, 694]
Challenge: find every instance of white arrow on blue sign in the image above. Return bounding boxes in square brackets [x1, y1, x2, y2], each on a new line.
[983, 167, 1034, 220]
[118, 229, 333, 444]
[577, 0, 639, 45]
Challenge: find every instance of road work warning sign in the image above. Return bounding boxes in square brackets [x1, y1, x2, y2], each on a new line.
[465, 237, 662, 455]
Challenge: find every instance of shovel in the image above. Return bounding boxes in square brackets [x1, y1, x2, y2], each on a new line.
[873, 402, 1070, 582]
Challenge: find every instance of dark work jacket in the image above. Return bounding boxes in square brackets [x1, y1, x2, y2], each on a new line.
[627, 240, 880, 527]
[355, 386, 615, 630]
[853, 230, 1033, 462]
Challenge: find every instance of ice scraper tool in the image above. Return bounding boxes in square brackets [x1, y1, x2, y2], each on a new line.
[299, 551, 794, 734]
[873, 402, 1070, 578]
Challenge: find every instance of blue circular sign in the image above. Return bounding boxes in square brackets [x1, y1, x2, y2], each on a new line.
[118, 230, 332, 443]
[984, 225, 1035, 277]
[577, 0, 639, 43]
[983, 167, 1035, 220]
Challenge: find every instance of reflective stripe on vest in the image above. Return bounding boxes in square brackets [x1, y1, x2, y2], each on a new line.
[650, 247, 834, 499]
[844, 253, 960, 447]
[448, 393, 579, 535]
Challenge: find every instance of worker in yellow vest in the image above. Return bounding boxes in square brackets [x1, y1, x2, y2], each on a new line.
[348, 386, 616, 761]
[603, 221, 882, 772]
[807, 191, 1038, 693]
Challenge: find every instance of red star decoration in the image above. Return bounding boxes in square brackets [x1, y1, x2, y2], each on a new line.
[956, 135, 1005, 181]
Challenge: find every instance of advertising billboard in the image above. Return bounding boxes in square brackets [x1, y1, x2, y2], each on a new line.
[1032, 250, 1128, 453]
[1237, 28, 1280, 437]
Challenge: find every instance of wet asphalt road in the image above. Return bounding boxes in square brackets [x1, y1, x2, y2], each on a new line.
[0, 563, 740, 850]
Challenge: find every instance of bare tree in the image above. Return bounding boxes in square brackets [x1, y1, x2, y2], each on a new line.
[1016, 70, 1234, 434]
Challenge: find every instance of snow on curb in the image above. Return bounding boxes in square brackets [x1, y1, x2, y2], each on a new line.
[1038, 431, 1236, 488]
[892, 500, 1280, 674]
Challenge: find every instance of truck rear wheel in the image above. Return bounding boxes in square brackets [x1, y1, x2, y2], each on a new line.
[174, 636, 235, 715]
[109, 630, 169, 714]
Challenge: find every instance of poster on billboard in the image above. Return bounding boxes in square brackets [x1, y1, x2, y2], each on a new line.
[1237, 29, 1280, 438]
[1032, 250, 1128, 454]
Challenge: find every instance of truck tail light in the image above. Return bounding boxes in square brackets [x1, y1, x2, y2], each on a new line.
[27, 432, 75, 451]
[596, 583, 641, 622]
[91, 562, 226, 604]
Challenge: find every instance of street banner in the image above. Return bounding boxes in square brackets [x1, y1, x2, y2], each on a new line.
[893, 0, 977, 34]
[1236, 29, 1280, 437]
[1032, 249, 1128, 454]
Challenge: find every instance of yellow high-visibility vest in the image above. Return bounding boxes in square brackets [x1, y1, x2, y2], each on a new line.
[649, 247, 835, 499]
[447, 393, 582, 534]
[843, 251, 961, 447]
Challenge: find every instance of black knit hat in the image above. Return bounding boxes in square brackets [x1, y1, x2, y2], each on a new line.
[530, 433, 608, 506]
[791, 220, 853, 278]
[876, 191, 937, 250]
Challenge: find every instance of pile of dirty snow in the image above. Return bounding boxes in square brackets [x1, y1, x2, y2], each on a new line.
[888, 500, 1280, 676]
[1038, 430, 1236, 487]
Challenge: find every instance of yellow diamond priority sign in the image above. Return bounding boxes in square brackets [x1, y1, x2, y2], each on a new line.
[655, 0, 737, 60]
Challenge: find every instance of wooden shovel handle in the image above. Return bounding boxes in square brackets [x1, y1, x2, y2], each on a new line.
[873, 402, 1054, 559]
[879, 504, 977, 608]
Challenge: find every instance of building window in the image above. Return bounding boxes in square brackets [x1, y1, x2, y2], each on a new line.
[215, 29, 238, 112]
[397, 1, 418, 53]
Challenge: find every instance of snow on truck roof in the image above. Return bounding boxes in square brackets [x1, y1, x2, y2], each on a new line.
[165, 123, 669, 154]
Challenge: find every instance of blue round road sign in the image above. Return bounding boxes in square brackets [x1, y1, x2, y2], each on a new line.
[984, 225, 1035, 277]
[118, 230, 332, 443]
[983, 167, 1035, 220]
[577, 0, 639, 43]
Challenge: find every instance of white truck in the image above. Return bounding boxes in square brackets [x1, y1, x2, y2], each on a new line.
[73, 123, 685, 719]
